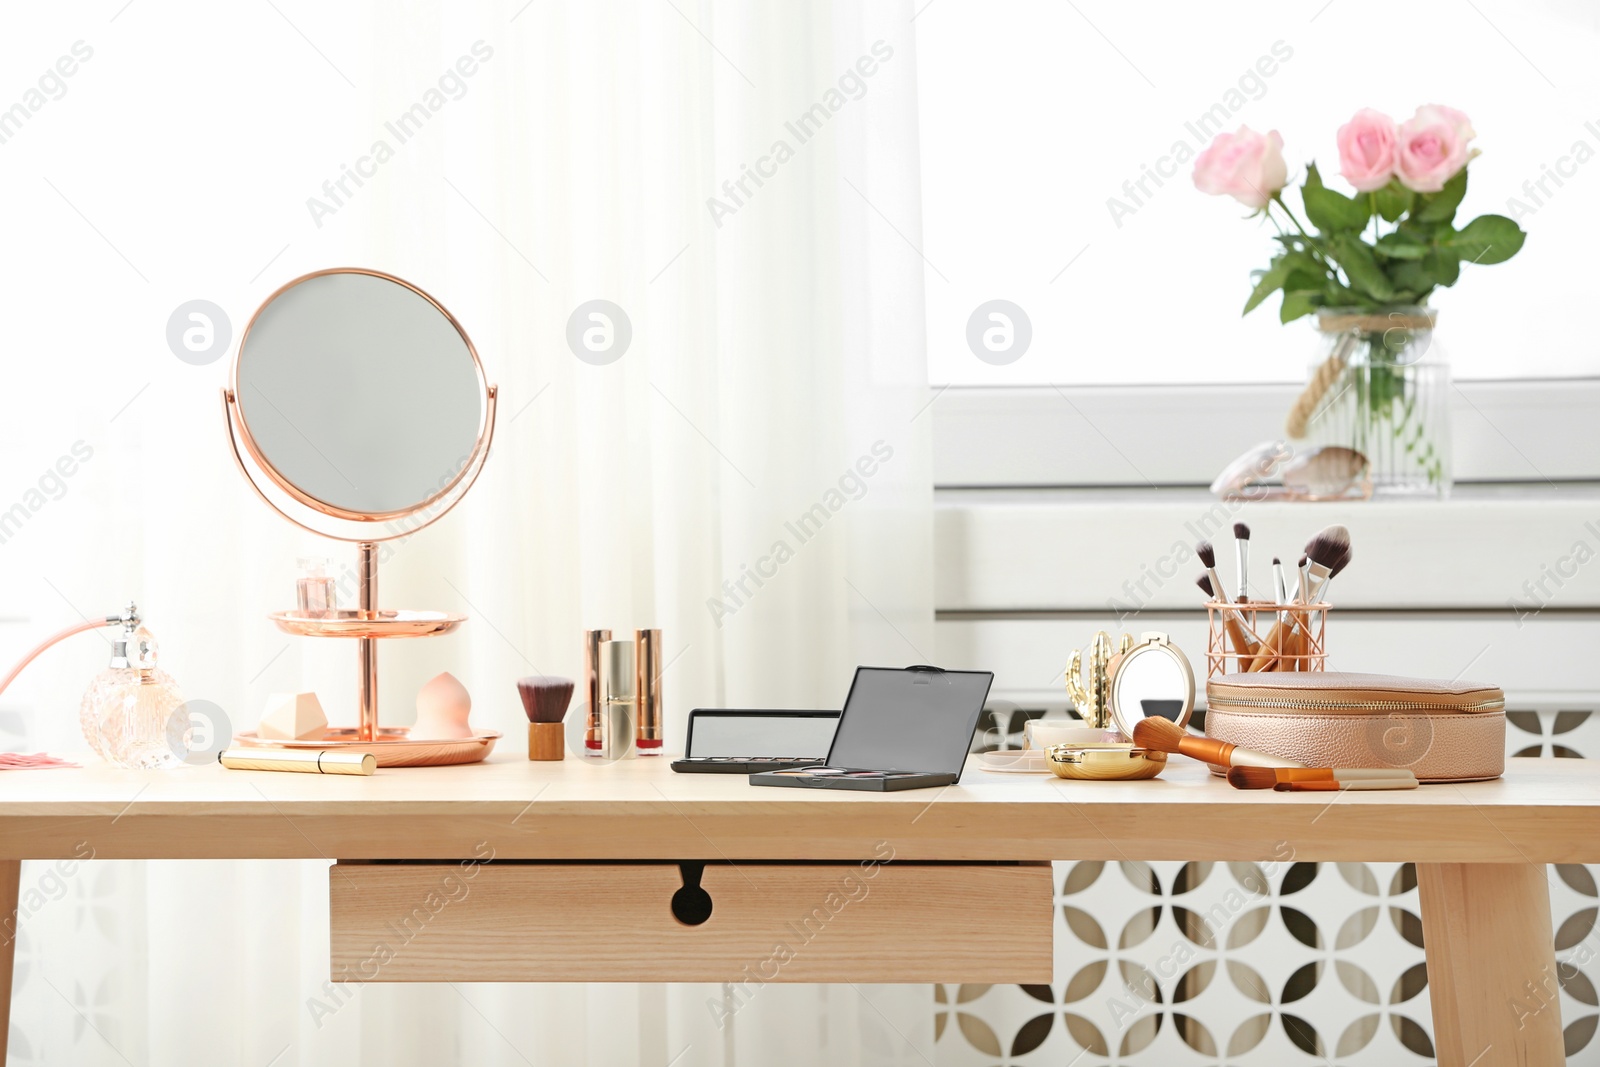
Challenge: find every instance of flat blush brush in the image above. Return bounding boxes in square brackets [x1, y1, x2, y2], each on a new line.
[1303, 524, 1351, 603]
[1274, 778, 1417, 792]
[519, 675, 574, 761]
[1133, 716, 1303, 769]
[1228, 766, 1417, 790]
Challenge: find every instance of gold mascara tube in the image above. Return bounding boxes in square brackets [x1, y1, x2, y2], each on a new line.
[218, 748, 376, 775]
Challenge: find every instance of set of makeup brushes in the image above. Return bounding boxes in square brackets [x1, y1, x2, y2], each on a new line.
[1195, 522, 1353, 672]
[1130, 716, 1418, 791]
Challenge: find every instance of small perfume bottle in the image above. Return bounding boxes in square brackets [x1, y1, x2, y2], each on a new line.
[79, 626, 187, 768]
[296, 557, 337, 616]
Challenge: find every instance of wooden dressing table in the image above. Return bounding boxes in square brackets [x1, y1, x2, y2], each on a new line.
[0, 753, 1590, 1065]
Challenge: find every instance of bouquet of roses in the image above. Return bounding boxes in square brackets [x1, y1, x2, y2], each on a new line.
[1192, 106, 1525, 321]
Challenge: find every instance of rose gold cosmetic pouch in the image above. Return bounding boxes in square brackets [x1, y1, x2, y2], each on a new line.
[1204, 672, 1506, 783]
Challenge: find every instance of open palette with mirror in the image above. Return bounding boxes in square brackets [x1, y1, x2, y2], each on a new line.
[222, 268, 500, 767]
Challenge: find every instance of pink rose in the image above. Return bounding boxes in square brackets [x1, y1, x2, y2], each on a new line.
[1193, 126, 1288, 209]
[1336, 109, 1397, 192]
[1395, 104, 1475, 193]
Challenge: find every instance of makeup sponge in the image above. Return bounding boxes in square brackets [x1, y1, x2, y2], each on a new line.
[413, 672, 474, 739]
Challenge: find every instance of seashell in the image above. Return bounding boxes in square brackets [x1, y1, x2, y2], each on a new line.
[1281, 446, 1370, 499]
[1210, 441, 1292, 498]
[413, 671, 474, 739]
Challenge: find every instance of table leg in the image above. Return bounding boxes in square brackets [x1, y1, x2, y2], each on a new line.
[1417, 861, 1564, 1067]
[1, 859, 18, 1064]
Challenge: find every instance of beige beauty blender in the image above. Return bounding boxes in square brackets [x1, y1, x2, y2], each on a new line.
[412, 672, 474, 739]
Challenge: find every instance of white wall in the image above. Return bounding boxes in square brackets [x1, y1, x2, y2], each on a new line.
[916, 0, 1600, 384]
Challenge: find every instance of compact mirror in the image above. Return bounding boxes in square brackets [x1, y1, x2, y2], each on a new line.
[231, 269, 490, 521]
[1106, 632, 1195, 738]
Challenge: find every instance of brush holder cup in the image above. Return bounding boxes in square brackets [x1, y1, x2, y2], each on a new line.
[1204, 600, 1328, 677]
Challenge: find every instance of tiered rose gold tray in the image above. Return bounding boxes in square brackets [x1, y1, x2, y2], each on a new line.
[254, 605, 487, 766]
[269, 609, 466, 638]
[234, 727, 500, 768]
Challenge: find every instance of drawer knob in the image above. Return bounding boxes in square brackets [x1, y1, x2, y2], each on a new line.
[670, 862, 713, 926]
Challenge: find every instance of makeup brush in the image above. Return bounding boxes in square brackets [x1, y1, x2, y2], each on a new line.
[1232, 522, 1251, 603]
[1198, 573, 1259, 672]
[1132, 715, 1303, 769]
[1197, 544, 1261, 670]
[518, 675, 574, 761]
[1282, 552, 1312, 671]
[1227, 766, 1418, 790]
[1248, 556, 1291, 673]
[1303, 524, 1351, 603]
[1274, 778, 1418, 792]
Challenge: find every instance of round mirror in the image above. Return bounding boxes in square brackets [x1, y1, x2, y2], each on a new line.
[1107, 633, 1196, 738]
[232, 268, 488, 521]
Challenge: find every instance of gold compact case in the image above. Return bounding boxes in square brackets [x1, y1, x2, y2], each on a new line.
[1046, 742, 1168, 781]
[1105, 632, 1196, 738]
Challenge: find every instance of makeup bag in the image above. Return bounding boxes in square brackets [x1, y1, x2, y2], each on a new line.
[1204, 672, 1506, 783]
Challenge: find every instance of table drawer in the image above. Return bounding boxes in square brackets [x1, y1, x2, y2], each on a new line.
[329, 859, 1051, 983]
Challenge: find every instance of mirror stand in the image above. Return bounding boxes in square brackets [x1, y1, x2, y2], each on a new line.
[221, 385, 500, 767]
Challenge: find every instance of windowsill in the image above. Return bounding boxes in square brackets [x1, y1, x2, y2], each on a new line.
[934, 482, 1600, 613]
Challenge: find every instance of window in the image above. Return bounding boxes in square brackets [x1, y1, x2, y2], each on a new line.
[914, 0, 1600, 385]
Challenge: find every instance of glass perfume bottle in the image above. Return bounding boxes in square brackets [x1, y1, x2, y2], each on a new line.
[79, 626, 187, 768]
[297, 557, 337, 616]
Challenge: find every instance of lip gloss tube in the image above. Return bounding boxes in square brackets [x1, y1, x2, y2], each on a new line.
[635, 628, 662, 756]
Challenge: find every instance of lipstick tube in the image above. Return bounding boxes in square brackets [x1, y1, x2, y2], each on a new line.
[583, 629, 611, 756]
[634, 628, 663, 756]
[599, 639, 637, 760]
[218, 748, 376, 775]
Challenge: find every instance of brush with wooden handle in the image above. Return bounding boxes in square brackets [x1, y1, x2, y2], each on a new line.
[1227, 766, 1417, 790]
[1274, 778, 1418, 792]
[1132, 716, 1303, 769]
[519, 675, 575, 760]
[1284, 553, 1312, 671]
[1197, 541, 1261, 671]
[1303, 524, 1351, 603]
[1248, 556, 1291, 673]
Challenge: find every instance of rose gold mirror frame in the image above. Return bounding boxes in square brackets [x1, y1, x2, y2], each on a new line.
[221, 267, 499, 756]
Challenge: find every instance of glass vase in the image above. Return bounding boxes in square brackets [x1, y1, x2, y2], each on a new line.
[1295, 307, 1451, 498]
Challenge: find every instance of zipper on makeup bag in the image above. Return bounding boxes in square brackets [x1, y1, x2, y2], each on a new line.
[1211, 696, 1505, 713]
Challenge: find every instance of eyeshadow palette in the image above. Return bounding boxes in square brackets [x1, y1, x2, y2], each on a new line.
[749, 665, 992, 793]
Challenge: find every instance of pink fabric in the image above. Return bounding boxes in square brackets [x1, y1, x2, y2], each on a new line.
[0, 752, 79, 769]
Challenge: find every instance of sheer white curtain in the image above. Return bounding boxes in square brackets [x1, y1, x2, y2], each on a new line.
[2, 1, 933, 1064]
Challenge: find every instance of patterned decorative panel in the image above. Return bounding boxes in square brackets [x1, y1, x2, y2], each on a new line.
[941, 705, 1600, 1066]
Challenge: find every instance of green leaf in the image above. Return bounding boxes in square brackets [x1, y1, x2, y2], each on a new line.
[1322, 279, 1358, 308]
[1414, 168, 1468, 224]
[1304, 162, 1326, 192]
[1242, 251, 1320, 315]
[1330, 235, 1395, 302]
[1374, 232, 1427, 260]
[1284, 269, 1324, 293]
[1280, 289, 1318, 324]
[1373, 181, 1412, 223]
[1387, 259, 1427, 294]
[1445, 214, 1527, 265]
[1424, 246, 1461, 287]
[1303, 184, 1371, 233]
